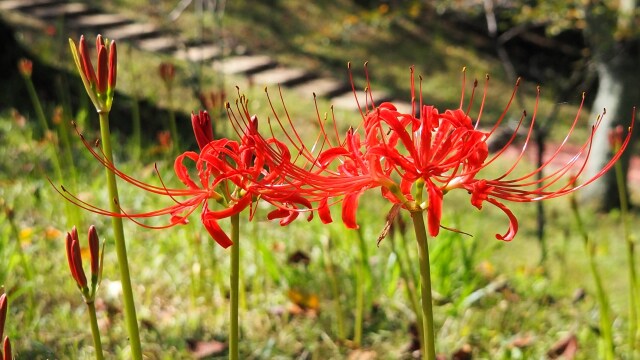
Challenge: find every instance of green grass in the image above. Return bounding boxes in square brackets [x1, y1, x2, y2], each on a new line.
[2, 1, 638, 359]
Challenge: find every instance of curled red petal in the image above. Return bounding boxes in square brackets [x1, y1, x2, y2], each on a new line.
[267, 208, 300, 226]
[174, 151, 201, 190]
[342, 191, 363, 229]
[201, 212, 233, 248]
[426, 181, 443, 237]
[487, 198, 518, 241]
[318, 198, 333, 224]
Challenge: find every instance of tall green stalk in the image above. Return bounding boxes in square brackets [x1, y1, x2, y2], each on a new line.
[86, 300, 105, 360]
[322, 237, 346, 340]
[614, 159, 639, 355]
[23, 75, 79, 226]
[98, 112, 143, 359]
[410, 211, 436, 360]
[229, 213, 240, 360]
[166, 88, 180, 152]
[571, 198, 615, 360]
[353, 229, 371, 347]
[390, 229, 424, 352]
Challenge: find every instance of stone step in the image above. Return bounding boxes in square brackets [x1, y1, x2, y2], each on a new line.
[214, 55, 276, 75]
[0, 0, 62, 11]
[292, 77, 349, 98]
[250, 67, 313, 87]
[68, 13, 132, 30]
[30, 2, 91, 19]
[175, 43, 222, 62]
[330, 90, 391, 111]
[102, 22, 161, 41]
[137, 35, 180, 52]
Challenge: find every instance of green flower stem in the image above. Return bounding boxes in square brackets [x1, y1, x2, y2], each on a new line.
[614, 160, 639, 354]
[98, 112, 143, 360]
[24, 76, 76, 226]
[571, 199, 615, 360]
[322, 237, 346, 340]
[390, 233, 424, 351]
[230, 213, 240, 360]
[24, 77, 50, 137]
[354, 229, 370, 347]
[166, 88, 180, 152]
[354, 261, 364, 347]
[86, 300, 105, 360]
[131, 96, 142, 160]
[410, 211, 436, 360]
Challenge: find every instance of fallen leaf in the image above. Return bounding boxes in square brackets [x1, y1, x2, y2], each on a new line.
[348, 349, 378, 360]
[187, 339, 227, 359]
[571, 288, 586, 304]
[547, 333, 578, 359]
[452, 344, 472, 360]
[510, 333, 534, 348]
[287, 250, 311, 266]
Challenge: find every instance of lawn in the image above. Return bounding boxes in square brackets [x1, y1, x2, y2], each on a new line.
[0, 1, 638, 359]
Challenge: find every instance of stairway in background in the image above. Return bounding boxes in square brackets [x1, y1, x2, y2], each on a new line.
[0, 0, 412, 112]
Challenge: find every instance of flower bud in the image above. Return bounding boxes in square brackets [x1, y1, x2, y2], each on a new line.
[191, 110, 214, 150]
[17, 58, 32, 78]
[65, 228, 87, 289]
[2, 336, 10, 360]
[0, 293, 6, 342]
[88, 225, 100, 279]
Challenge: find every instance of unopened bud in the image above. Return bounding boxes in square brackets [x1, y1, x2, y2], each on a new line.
[18, 58, 33, 78]
[88, 225, 100, 279]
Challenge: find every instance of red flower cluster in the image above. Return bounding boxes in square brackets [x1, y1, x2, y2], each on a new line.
[229, 66, 634, 241]
[59, 48, 634, 246]
[54, 111, 312, 248]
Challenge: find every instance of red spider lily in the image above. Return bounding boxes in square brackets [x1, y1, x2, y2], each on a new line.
[227, 65, 634, 241]
[52, 118, 313, 248]
[69, 34, 117, 113]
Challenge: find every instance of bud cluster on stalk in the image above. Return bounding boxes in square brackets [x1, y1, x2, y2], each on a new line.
[65, 225, 105, 302]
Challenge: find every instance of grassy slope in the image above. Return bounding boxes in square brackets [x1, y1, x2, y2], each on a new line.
[1, 1, 636, 359]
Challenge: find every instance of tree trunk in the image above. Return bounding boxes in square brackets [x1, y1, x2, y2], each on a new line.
[585, 53, 639, 210]
[584, 0, 639, 210]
